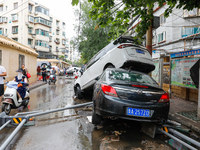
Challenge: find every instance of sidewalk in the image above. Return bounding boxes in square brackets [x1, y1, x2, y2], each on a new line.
[169, 97, 200, 133]
[29, 80, 46, 90]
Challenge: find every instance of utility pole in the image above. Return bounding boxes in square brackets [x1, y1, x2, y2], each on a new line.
[146, 19, 153, 55]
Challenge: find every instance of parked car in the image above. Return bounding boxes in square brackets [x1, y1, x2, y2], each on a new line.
[92, 68, 170, 125]
[66, 66, 80, 77]
[74, 36, 155, 98]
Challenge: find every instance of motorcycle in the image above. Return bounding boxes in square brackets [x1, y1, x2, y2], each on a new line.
[48, 74, 56, 85]
[2, 78, 30, 115]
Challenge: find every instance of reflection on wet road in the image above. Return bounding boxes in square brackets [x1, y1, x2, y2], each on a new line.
[0, 77, 174, 150]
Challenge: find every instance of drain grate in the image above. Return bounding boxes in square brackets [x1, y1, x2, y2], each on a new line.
[177, 111, 200, 121]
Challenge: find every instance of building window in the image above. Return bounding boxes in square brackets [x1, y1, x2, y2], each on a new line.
[34, 17, 51, 27]
[28, 39, 32, 45]
[157, 31, 166, 43]
[28, 27, 32, 34]
[0, 17, 2, 23]
[62, 22, 65, 29]
[0, 5, 3, 11]
[56, 29, 59, 35]
[28, 4, 32, 13]
[49, 36, 52, 42]
[181, 26, 200, 38]
[35, 40, 49, 48]
[35, 6, 49, 16]
[49, 45, 52, 52]
[56, 47, 59, 52]
[35, 29, 49, 37]
[62, 39, 66, 45]
[0, 50, 2, 65]
[12, 26, 18, 34]
[12, 14, 18, 21]
[19, 54, 25, 69]
[2, 17, 8, 23]
[0, 28, 3, 35]
[28, 15, 34, 23]
[62, 32, 65, 37]
[49, 28, 52, 33]
[184, 8, 200, 17]
[160, 14, 166, 25]
[14, 2, 18, 9]
[56, 20, 59, 26]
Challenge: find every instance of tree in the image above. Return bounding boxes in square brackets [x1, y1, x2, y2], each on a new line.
[72, 0, 114, 63]
[72, 0, 200, 41]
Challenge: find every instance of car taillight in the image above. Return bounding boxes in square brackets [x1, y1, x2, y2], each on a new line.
[53, 78, 54, 80]
[158, 93, 169, 103]
[132, 84, 148, 88]
[118, 44, 133, 49]
[101, 84, 118, 97]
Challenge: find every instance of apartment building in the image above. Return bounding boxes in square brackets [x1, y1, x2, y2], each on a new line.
[0, 0, 68, 59]
[126, 4, 200, 58]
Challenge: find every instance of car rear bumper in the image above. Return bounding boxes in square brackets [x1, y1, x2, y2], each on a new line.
[95, 95, 169, 123]
[121, 60, 155, 73]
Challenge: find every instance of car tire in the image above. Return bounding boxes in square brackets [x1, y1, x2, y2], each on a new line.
[92, 111, 102, 125]
[75, 86, 83, 99]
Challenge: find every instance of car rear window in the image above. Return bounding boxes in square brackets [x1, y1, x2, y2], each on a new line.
[108, 70, 158, 86]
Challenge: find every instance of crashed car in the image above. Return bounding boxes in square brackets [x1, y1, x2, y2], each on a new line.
[74, 36, 155, 98]
[92, 68, 170, 125]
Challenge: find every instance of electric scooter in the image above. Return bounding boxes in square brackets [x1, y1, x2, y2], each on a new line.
[1, 78, 30, 115]
[48, 74, 56, 85]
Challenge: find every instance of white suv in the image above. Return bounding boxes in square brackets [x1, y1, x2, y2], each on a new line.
[74, 36, 155, 98]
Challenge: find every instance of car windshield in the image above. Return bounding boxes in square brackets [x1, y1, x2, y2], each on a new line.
[108, 70, 158, 86]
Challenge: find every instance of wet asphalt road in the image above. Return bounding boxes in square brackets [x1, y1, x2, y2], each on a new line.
[0, 77, 174, 150]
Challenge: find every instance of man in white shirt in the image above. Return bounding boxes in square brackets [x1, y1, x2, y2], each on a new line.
[0, 65, 7, 105]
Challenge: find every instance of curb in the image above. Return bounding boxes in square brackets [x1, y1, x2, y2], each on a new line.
[29, 82, 46, 90]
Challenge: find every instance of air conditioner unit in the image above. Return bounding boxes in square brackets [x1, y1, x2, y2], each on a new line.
[34, 46, 38, 49]
[3, 34, 7, 37]
[35, 11, 38, 15]
[32, 34, 36, 38]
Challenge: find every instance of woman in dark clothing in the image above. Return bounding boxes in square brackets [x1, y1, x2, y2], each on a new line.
[14, 69, 27, 102]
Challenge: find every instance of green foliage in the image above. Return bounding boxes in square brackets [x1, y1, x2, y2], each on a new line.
[72, 0, 113, 63]
[72, 0, 200, 40]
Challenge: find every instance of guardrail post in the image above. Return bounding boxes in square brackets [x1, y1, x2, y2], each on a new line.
[0, 112, 7, 126]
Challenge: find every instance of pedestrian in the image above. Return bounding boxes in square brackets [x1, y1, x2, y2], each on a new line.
[41, 65, 47, 83]
[0, 65, 7, 105]
[21, 64, 28, 77]
[64, 67, 66, 75]
[37, 66, 41, 81]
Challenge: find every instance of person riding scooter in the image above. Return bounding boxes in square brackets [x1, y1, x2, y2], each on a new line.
[2, 69, 30, 115]
[13, 69, 28, 103]
[48, 67, 56, 85]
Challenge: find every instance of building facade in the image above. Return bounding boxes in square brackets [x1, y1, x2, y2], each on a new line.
[0, 35, 38, 83]
[0, 0, 69, 59]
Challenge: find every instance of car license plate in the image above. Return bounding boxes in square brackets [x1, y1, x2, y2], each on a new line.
[127, 107, 150, 117]
[136, 49, 145, 54]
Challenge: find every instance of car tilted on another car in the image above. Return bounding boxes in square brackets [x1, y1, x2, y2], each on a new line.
[92, 68, 170, 125]
[74, 36, 155, 98]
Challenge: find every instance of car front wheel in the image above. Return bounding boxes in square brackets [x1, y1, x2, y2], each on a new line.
[75, 86, 83, 99]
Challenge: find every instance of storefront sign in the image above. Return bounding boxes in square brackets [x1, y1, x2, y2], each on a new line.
[171, 58, 199, 88]
[171, 49, 200, 58]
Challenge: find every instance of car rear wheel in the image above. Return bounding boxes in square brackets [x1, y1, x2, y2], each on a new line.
[75, 86, 83, 99]
[92, 111, 102, 125]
